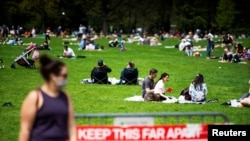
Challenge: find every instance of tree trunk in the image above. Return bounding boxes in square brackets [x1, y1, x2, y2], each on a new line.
[103, 17, 108, 36]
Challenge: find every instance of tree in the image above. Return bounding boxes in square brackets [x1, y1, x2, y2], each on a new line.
[214, 0, 236, 32]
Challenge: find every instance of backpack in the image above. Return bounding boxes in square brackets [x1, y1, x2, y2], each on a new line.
[180, 87, 191, 101]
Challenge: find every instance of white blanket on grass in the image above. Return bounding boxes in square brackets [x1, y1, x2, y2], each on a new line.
[80, 77, 145, 85]
[124, 95, 178, 103]
[124, 95, 206, 104]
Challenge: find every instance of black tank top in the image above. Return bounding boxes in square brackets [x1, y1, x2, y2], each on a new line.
[30, 89, 69, 141]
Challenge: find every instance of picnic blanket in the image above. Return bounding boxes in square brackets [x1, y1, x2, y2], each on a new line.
[124, 95, 178, 103]
[124, 95, 208, 104]
[80, 77, 145, 85]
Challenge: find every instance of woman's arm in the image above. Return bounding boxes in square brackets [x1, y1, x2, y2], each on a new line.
[188, 83, 195, 97]
[203, 83, 208, 95]
[18, 90, 39, 141]
[67, 95, 76, 141]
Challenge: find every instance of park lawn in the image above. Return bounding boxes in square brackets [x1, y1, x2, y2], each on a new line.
[0, 35, 250, 141]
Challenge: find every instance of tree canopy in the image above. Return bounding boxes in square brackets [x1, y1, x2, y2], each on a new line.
[0, 0, 248, 34]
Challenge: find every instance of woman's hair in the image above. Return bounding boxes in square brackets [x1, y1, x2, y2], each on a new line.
[156, 72, 169, 83]
[128, 61, 135, 68]
[193, 74, 204, 89]
[39, 55, 66, 81]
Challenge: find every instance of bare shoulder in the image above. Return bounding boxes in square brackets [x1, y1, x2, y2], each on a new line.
[25, 89, 39, 102]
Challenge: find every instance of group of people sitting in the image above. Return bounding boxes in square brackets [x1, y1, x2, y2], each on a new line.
[142, 69, 208, 103]
[90, 60, 138, 85]
[219, 42, 250, 63]
[78, 35, 104, 51]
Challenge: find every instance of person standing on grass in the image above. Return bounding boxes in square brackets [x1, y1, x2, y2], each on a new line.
[206, 34, 213, 59]
[142, 68, 158, 99]
[189, 74, 208, 102]
[18, 55, 76, 141]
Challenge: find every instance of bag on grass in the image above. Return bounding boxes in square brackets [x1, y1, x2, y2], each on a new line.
[180, 87, 191, 101]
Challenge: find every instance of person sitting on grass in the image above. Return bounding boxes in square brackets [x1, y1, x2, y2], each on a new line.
[219, 48, 233, 62]
[38, 40, 51, 50]
[142, 68, 158, 100]
[118, 61, 138, 85]
[189, 74, 208, 102]
[153, 72, 170, 101]
[79, 37, 86, 50]
[91, 59, 112, 84]
[62, 45, 75, 58]
[235, 42, 244, 57]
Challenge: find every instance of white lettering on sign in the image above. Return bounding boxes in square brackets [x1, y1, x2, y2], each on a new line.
[76, 124, 207, 140]
[112, 128, 140, 140]
[78, 128, 111, 140]
[142, 127, 165, 140]
[166, 124, 202, 139]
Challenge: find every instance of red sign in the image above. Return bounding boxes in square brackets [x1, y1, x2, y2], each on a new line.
[77, 124, 208, 141]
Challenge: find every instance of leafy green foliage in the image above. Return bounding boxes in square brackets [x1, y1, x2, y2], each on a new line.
[0, 36, 250, 141]
[214, 0, 236, 32]
[0, 0, 249, 34]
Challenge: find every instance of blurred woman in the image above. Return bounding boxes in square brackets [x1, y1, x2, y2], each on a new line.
[189, 74, 208, 102]
[19, 55, 76, 141]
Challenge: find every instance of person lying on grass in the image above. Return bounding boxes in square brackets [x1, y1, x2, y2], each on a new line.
[238, 86, 250, 107]
[222, 82, 250, 108]
[189, 74, 208, 102]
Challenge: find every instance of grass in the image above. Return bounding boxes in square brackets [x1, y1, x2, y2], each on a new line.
[0, 35, 250, 141]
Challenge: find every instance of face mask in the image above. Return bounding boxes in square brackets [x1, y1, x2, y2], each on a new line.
[58, 79, 68, 88]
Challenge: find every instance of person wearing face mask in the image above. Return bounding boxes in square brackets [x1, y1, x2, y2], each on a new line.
[19, 55, 76, 141]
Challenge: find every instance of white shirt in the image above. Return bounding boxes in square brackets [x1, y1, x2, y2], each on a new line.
[63, 47, 75, 57]
[85, 44, 95, 50]
[189, 83, 208, 102]
[79, 26, 84, 33]
[154, 80, 165, 94]
[179, 41, 185, 51]
[208, 33, 214, 41]
[184, 41, 191, 47]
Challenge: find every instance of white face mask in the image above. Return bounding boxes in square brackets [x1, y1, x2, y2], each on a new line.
[58, 79, 68, 88]
[53, 76, 68, 89]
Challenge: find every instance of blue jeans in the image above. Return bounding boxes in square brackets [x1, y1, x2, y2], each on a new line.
[206, 47, 211, 57]
[186, 50, 192, 56]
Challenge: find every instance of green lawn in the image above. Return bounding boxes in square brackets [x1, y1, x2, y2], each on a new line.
[0, 35, 250, 141]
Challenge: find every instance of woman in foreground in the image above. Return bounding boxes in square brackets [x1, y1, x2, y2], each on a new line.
[19, 55, 76, 141]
